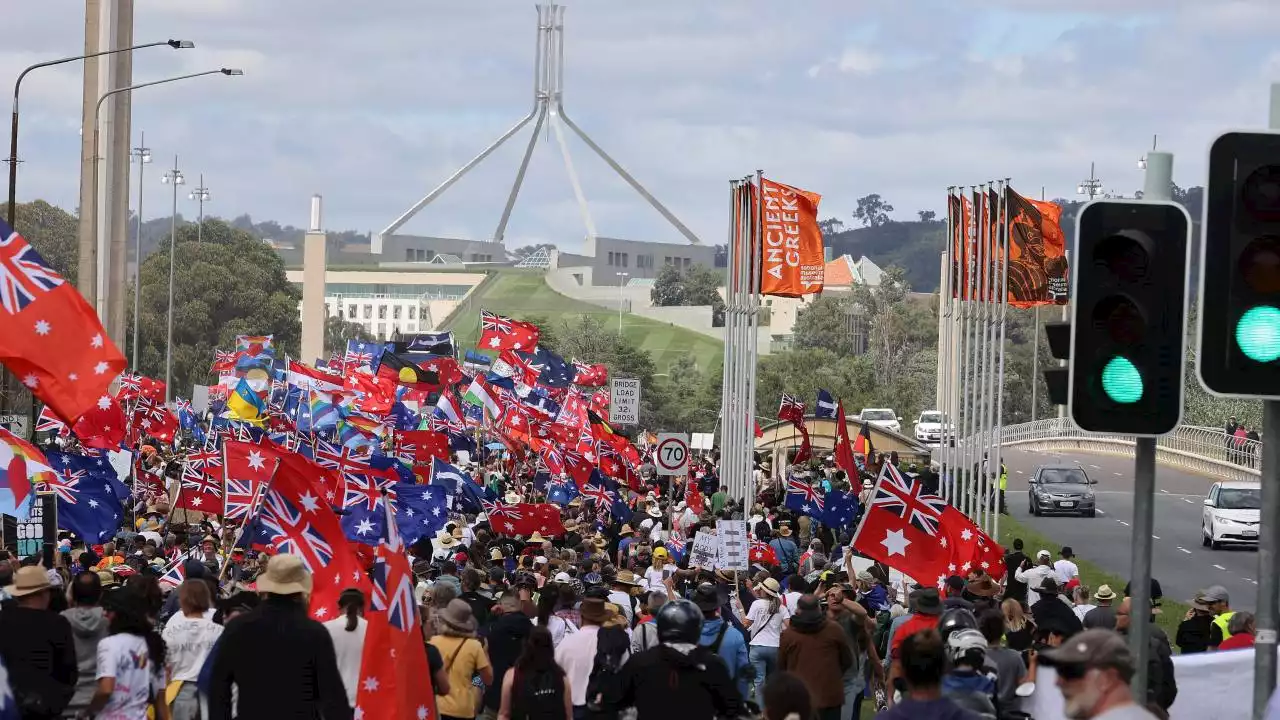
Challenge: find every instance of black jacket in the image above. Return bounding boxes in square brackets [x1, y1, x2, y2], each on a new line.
[1122, 626, 1177, 710]
[617, 645, 744, 720]
[482, 611, 533, 710]
[1002, 552, 1029, 602]
[207, 595, 352, 720]
[1030, 596, 1083, 638]
[0, 606, 78, 719]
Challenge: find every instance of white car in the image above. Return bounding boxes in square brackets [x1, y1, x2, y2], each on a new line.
[914, 410, 950, 445]
[858, 408, 901, 435]
[1202, 481, 1261, 550]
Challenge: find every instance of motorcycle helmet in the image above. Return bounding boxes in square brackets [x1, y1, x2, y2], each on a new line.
[938, 607, 979, 643]
[656, 598, 704, 644]
[947, 628, 988, 669]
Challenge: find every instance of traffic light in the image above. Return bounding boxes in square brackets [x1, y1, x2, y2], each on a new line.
[1069, 199, 1191, 435]
[1043, 321, 1070, 406]
[1199, 131, 1280, 397]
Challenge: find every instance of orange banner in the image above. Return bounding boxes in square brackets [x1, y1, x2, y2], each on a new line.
[1006, 187, 1069, 307]
[759, 178, 825, 297]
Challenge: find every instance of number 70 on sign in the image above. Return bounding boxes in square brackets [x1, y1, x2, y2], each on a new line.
[655, 433, 689, 475]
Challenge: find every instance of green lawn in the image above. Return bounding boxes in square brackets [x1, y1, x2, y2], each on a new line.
[996, 515, 1190, 650]
[444, 270, 725, 374]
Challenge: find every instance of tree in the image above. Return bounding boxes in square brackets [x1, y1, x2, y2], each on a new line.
[650, 265, 727, 326]
[1, 200, 80, 283]
[793, 296, 857, 354]
[325, 315, 373, 355]
[650, 265, 687, 306]
[853, 194, 894, 228]
[817, 218, 845, 236]
[130, 218, 301, 395]
[917, 210, 937, 223]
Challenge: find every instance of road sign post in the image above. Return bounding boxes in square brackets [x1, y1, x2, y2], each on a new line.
[654, 432, 690, 476]
[609, 378, 640, 426]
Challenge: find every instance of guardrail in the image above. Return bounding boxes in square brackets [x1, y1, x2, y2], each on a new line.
[983, 417, 1262, 483]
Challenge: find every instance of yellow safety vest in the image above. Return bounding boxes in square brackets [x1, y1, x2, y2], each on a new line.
[1213, 611, 1235, 643]
[999, 469, 1008, 491]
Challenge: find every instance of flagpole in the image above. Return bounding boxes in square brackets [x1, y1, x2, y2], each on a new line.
[720, 179, 740, 506]
[976, 182, 992, 531]
[992, 178, 1010, 535]
[981, 182, 1000, 534]
[746, 170, 763, 509]
[962, 185, 980, 521]
[940, 187, 955, 507]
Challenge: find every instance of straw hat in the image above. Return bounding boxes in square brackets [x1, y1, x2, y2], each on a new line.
[505, 492, 521, 504]
[436, 533, 458, 548]
[757, 577, 781, 597]
[526, 531, 547, 545]
[579, 597, 608, 625]
[619, 524, 634, 535]
[256, 554, 313, 596]
[777, 525, 793, 537]
[490, 547, 505, 561]
[4, 566, 51, 597]
[613, 570, 643, 587]
[450, 527, 464, 540]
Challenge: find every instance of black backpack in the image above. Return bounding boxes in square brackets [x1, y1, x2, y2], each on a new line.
[585, 626, 629, 714]
[512, 667, 565, 720]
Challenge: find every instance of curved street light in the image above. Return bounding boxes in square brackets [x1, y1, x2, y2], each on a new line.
[6, 39, 194, 225]
[91, 68, 242, 321]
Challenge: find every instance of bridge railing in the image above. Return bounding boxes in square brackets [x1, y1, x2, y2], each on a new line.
[980, 417, 1262, 483]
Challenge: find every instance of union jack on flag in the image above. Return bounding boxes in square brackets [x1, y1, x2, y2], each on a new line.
[872, 463, 948, 536]
[39, 466, 83, 504]
[344, 342, 375, 368]
[370, 499, 416, 631]
[580, 482, 614, 508]
[0, 228, 63, 315]
[777, 393, 806, 424]
[480, 310, 512, 334]
[35, 406, 68, 434]
[181, 461, 223, 499]
[344, 473, 392, 513]
[224, 477, 261, 522]
[786, 475, 824, 512]
[258, 489, 335, 570]
[482, 500, 523, 523]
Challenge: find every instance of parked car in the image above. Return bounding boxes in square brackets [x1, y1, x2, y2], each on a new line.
[1202, 481, 1261, 550]
[913, 410, 950, 445]
[1027, 463, 1097, 517]
[858, 408, 901, 435]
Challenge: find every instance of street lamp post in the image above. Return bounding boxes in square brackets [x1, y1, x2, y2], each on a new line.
[189, 175, 209, 243]
[91, 68, 243, 321]
[161, 158, 184, 403]
[1076, 162, 1103, 200]
[1138, 134, 1158, 171]
[130, 134, 151, 371]
[616, 271, 629, 334]
[6, 39, 193, 226]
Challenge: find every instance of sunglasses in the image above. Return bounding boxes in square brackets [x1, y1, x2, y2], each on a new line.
[1055, 663, 1090, 681]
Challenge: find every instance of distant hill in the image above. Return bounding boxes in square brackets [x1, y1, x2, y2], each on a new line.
[822, 184, 1204, 293]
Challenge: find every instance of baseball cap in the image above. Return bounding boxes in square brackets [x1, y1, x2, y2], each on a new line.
[1201, 585, 1230, 603]
[1037, 629, 1135, 680]
[1036, 549, 1052, 560]
[553, 571, 572, 584]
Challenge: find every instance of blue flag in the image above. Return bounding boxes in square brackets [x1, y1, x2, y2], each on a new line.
[822, 489, 860, 531]
[392, 483, 450, 547]
[43, 452, 124, 543]
[815, 389, 838, 419]
[784, 475, 826, 521]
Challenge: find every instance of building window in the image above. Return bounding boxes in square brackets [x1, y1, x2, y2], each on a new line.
[324, 303, 330, 316]
[683, 257, 692, 269]
[620, 252, 629, 268]
[607, 251, 615, 266]
[405, 249, 414, 261]
[664, 256, 672, 266]
[377, 323, 386, 340]
[348, 305, 356, 319]
[417, 249, 427, 261]
[393, 305, 402, 320]
[409, 306, 417, 320]
[377, 305, 387, 320]
[363, 305, 373, 320]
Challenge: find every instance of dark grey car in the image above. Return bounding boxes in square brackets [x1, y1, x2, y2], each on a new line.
[1028, 463, 1098, 517]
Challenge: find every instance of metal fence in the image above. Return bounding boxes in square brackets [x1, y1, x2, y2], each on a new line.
[987, 417, 1262, 483]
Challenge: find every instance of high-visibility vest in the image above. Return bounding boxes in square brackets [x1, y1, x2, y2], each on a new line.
[999, 467, 1009, 491]
[1213, 611, 1235, 642]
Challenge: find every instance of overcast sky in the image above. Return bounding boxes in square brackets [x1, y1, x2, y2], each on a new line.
[5, 0, 1280, 254]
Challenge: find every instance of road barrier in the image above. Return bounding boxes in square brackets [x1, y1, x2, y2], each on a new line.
[987, 418, 1261, 483]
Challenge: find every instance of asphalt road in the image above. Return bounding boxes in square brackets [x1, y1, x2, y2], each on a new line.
[1001, 446, 1259, 612]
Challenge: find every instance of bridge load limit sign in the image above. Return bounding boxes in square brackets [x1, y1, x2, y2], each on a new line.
[609, 378, 641, 425]
[655, 432, 690, 476]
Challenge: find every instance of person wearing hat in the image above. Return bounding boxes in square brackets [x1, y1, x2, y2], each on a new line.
[1175, 588, 1221, 654]
[207, 554, 351, 719]
[693, 582, 751, 700]
[607, 570, 642, 626]
[1038, 628, 1161, 719]
[779, 594, 854, 719]
[768, 524, 800, 575]
[643, 546, 674, 593]
[1114, 596, 1177, 713]
[1013, 549, 1057, 607]
[430, 599, 494, 720]
[0, 565, 77, 719]
[1031, 577, 1084, 639]
[1083, 585, 1119, 631]
[554, 597, 618, 716]
[1054, 546, 1080, 585]
[1199, 584, 1235, 650]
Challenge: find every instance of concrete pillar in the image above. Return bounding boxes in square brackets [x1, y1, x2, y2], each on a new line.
[75, 0, 102, 305]
[300, 195, 327, 364]
[107, 0, 134, 344]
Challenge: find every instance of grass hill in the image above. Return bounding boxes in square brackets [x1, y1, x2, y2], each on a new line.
[442, 270, 725, 374]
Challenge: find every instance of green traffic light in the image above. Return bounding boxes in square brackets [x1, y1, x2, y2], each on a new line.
[1101, 356, 1143, 404]
[1236, 306, 1280, 363]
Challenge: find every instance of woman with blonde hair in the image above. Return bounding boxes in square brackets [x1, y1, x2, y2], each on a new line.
[1001, 597, 1035, 653]
[162, 579, 222, 720]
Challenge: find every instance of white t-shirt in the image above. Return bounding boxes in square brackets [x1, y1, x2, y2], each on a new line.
[644, 565, 674, 593]
[323, 616, 368, 707]
[781, 591, 803, 614]
[1054, 559, 1079, 583]
[162, 613, 224, 683]
[745, 598, 792, 648]
[95, 634, 163, 720]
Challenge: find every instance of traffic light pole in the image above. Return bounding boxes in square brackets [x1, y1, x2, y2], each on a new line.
[1253, 84, 1280, 719]
[1126, 150, 1174, 703]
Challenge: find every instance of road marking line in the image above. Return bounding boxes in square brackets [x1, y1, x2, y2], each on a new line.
[1159, 489, 1169, 494]
[1113, 472, 1123, 477]
[1089, 464, 1101, 469]
[1096, 509, 1105, 515]
[1152, 535, 1161, 540]
[1248, 578, 1259, 585]
[1183, 499, 1194, 504]
[1213, 564, 1226, 570]
[1116, 520, 1130, 526]
[1177, 547, 1192, 554]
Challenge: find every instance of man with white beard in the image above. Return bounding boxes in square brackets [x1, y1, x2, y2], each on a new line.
[1037, 629, 1158, 719]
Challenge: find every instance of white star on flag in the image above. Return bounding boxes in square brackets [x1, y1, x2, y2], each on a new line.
[488, 337, 501, 348]
[68, 373, 78, 381]
[191, 497, 203, 507]
[880, 528, 910, 557]
[960, 528, 973, 542]
[91, 334, 103, 348]
[298, 492, 320, 512]
[362, 676, 380, 692]
[314, 606, 328, 618]
[247, 451, 265, 470]
[88, 499, 99, 508]
[417, 706, 429, 720]
[33, 319, 50, 335]
[97, 395, 111, 410]
[22, 374, 37, 388]
[940, 537, 947, 548]
[355, 519, 374, 536]
[93, 361, 108, 375]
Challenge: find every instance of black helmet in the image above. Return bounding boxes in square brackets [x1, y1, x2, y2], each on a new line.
[656, 599, 704, 644]
[937, 607, 979, 642]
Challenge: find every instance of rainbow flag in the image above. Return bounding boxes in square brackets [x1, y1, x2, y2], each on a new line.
[0, 427, 58, 507]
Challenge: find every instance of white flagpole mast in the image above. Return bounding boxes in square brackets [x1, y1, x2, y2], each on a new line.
[939, 189, 955, 506]
[961, 186, 979, 520]
[993, 178, 1011, 539]
[981, 182, 1000, 534]
[976, 182, 993, 530]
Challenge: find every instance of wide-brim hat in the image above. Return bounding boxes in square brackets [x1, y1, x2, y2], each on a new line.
[256, 554, 313, 596]
[527, 531, 547, 544]
[4, 566, 51, 597]
[914, 587, 943, 615]
[1094, 585, 1117, 602]
[614, 570, 643, 587]
[450, 528, 464, 540]
[489, 547, 504, 561]
[758, 578, 781, 597]
[646, 505, 662, 518]
[965, 576, 1000, 598]
[620, 524, 634, 535]
[436, 533, 459, 548]
[777, 525, 793, 537]
[580, 597, 608, 625]
[438, 598, 478, 634]
[505, 492, 521, 504]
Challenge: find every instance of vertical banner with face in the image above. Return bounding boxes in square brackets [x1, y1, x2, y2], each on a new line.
[759, 178, 825, 297]
[1005, 187, 1069, 307]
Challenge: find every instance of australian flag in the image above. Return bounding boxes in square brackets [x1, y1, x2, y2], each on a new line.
[821, 489, 860, 531]
[40, 452, 124, 543]
[519, 347, 575, 389]
[546, 479, 579, 506]
[390, 482, 450, 547]
[784, 475, 825, 520]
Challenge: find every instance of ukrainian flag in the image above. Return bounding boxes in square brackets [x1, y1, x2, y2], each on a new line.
[226, 378, 268, 425]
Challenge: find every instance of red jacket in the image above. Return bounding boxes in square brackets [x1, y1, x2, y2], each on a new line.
[1219, 633, 1255, 651]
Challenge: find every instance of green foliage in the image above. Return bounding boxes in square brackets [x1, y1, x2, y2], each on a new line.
[792, 295, 857, 354]
[3, 201, 80, 284]
[853, 193, 894, 228]
[129, 219, 301, 395]
[325, 315, 373, 355]
[512, 243, 556, 260]
[649, 265, 726, 326]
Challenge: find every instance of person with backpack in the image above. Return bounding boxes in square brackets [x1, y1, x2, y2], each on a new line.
[733, 577, 790, 701]
[554, 597, 616, 720]
[497, 626, 571, 720]
[694, 583, 752, 700]
[616, 599, 744, 720]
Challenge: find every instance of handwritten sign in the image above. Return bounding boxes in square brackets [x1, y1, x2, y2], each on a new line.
[716, 520, 749, 571]
[688, 530, 720, 569]
[17, 494, 56, 567]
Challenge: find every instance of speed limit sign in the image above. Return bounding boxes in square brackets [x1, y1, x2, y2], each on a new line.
[655, 433, 690, 476]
